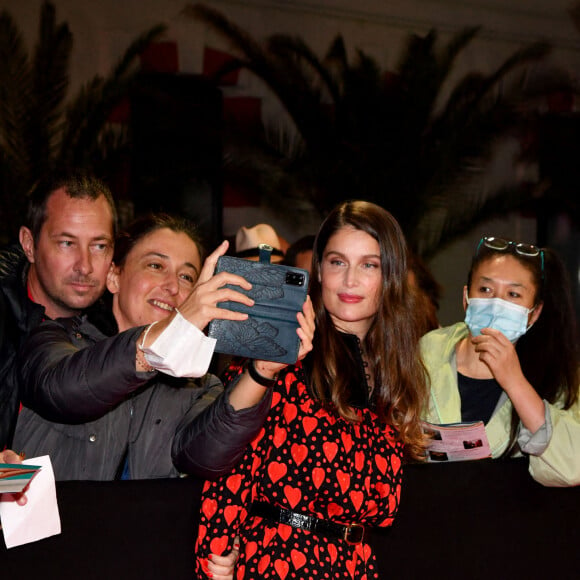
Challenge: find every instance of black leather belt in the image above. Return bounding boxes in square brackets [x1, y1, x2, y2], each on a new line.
[250, 501, 365, 545]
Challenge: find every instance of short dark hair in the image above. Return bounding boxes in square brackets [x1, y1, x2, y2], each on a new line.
[25, 171, 117, 241]
[113, 213, 205, 268]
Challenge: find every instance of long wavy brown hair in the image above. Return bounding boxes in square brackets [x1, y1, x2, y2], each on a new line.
[308, 200, 429, 460]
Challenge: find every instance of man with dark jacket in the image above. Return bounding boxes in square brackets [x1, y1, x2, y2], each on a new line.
[0, 172, 116, 449]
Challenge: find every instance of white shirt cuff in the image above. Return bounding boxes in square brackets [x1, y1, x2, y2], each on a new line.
[141, 310, 217, 378]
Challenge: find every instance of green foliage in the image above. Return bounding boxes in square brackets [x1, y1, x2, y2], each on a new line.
[0, 1, 165, 244]
[188, 3, 552, 257]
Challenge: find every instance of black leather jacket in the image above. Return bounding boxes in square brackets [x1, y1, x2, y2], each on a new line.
[0, 246, 45, 448]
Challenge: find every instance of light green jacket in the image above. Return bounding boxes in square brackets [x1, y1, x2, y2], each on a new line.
[420, 322, 580, 487]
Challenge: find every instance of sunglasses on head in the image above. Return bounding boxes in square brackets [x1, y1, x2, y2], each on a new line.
[476, 236, 544, 276]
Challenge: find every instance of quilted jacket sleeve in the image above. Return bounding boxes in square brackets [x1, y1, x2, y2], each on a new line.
[171, 373, 272, 480]
[18, 319, 151, 423]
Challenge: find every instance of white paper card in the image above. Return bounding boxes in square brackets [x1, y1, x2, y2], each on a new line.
[0, 455, 61, 548]
[0, 463, 41, 493]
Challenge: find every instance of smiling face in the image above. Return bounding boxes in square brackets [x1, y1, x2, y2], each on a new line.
[320, 226, 382, 340]
[107, 228, 202, 331]
[465, 254, 543, 326]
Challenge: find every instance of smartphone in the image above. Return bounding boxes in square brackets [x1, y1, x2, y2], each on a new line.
[208, 255, 309, 364]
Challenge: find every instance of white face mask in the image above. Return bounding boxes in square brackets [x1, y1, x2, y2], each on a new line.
[464, 294, 535, 343]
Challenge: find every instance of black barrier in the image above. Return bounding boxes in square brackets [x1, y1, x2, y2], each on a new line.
[1, 459, 579, 579]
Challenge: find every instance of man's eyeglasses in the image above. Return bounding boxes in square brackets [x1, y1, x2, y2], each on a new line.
[476, 236, 544, 275]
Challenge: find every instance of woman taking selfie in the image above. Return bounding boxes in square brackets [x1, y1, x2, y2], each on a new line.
[421, 236, 580, 486]
[195, 200, 429, 579]
[14, 214, 314, 483]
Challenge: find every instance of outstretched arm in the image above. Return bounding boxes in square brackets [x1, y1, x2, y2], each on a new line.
[18, 321, 151, 423]
[172, 297, 314, 478]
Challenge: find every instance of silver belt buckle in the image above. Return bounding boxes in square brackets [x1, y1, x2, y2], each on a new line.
[344, 523, 365, 545]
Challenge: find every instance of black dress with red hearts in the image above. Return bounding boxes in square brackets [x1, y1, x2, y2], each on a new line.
[195, 362, 404, 579]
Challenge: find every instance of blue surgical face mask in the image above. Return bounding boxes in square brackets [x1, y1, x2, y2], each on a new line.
[464, 293, 535, 343]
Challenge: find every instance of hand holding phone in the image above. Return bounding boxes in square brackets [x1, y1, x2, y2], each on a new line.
[208, 255, 309, 364]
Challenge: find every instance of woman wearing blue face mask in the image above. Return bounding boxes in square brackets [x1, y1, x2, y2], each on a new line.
[421, 236, 580, 486]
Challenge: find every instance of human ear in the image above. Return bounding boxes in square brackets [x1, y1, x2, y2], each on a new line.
[19, 227, 35, 263]
[462, 285, 469, 311]
[106, 263, 121, 294]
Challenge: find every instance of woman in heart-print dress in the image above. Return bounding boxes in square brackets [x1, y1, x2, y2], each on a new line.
[195, 201, 429, 579]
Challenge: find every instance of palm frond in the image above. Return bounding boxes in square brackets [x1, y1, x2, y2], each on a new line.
[31, 0, 72, 174]
[0, 10, 33, 179]
[414, 176, 537, 258]
[335, 49, 384, 142]
[33, 1, 71, 116]
[183, 4, 556, 256]
[60, 23, 165, 168]
[438, 26, 480, 81]
[394, 30, 446, 130]
[59, 77, 105, 168]
[568, 2, 580, 35]
[110, 23, 166, 81]
[265, 36, 322, 98]
[0, 1, 166, 243]
[472, 41, 551, 106]
[204, 54, 246, 83]
[325, 35, 348, 68]
[184, 4, 273, 73]
[323, 35, 349, 96]
[268, 34, 341, 104]
[186, 3, 331, 146]
[427, 40, 551, 176]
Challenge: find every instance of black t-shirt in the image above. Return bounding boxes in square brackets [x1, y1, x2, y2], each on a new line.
[458, 372, 503, 424]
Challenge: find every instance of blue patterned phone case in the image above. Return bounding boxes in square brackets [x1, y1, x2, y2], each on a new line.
[208, 253, 309, 364]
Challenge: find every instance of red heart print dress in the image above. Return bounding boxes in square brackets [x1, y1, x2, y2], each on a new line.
[195, 362, 404, 579]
